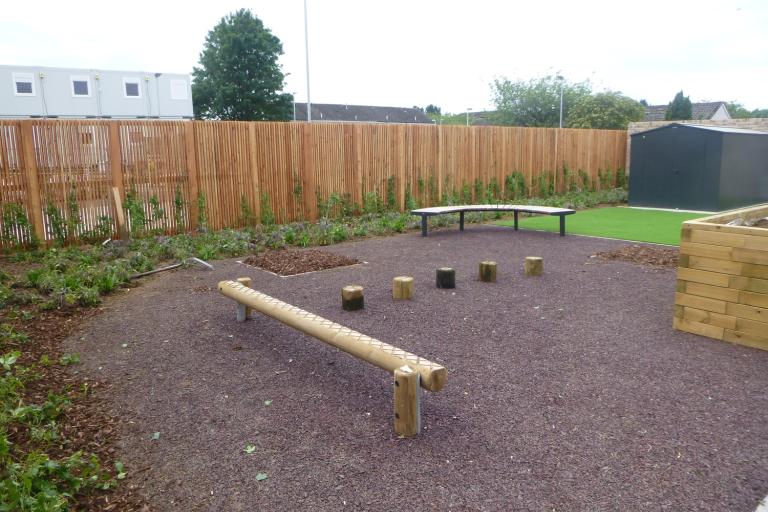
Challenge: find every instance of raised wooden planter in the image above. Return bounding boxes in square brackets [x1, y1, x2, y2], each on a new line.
[675, 203, 768, 350]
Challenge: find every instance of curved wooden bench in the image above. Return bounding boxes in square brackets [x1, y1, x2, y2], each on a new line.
[411, 204, 575, 237]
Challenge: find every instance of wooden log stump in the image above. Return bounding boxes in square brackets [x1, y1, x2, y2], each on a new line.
[479, 261, 497, 283]
[524, 256, 543, 276]
[394, 365, 421, 437]
[392, 276, 414, 300]
[341, 285, 364, 311]
[236, 277, 253, 321]
[436, 267, 456, 289]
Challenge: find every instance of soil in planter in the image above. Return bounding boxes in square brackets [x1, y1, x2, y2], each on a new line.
[593, 244, 678, 269]
[243, 248, 361, 276]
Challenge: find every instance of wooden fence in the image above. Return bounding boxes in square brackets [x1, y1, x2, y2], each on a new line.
[0, 119, 627, 246]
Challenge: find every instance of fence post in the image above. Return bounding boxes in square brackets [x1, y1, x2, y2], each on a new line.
[107, 121, 129, 239]
[247, 122, 261, 223]
[184, 121, 200, 230]
[19, 120, 45, 242]
[302, 123, 317, 220]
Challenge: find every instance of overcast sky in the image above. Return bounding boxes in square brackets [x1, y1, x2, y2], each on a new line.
[2, 0, 766, 113]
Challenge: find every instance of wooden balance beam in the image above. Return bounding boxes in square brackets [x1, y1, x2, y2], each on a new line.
[218, 280, 447, 437]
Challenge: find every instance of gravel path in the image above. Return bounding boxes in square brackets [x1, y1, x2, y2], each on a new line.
[67, 225, 768, 511]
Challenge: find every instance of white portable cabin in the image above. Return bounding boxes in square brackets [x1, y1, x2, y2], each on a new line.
[0, 64, 193, 119]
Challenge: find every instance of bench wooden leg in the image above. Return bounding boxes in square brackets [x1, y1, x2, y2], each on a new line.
[459, 211, 465, 231]
[514, 211, 519, 231]
[560, 216, 565, 236]
[421, 216, 428, 237]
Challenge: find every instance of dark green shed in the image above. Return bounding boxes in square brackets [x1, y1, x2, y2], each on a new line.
[628, 123, 768, 211]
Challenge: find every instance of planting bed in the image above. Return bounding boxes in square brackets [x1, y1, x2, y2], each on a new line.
[676, 203, 768, 350]
[66, 225, 768, 511]
[242, 248, 361, 276]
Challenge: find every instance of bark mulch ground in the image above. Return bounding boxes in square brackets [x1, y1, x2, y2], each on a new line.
[594, 243, 679, 269]
[243, 248, 361, 276]
[66, 225, 768, 511]
[1, 301, 148, 510]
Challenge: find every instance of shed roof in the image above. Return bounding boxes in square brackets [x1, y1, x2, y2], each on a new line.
[632, 123, 768, 137]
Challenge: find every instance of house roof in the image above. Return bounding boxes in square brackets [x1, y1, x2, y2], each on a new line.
[643, 102, 729, 122]
[292, 103, 433, 124]
[631, 123, 768, 137]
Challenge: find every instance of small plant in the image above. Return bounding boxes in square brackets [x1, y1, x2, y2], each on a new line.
[260, 192, 276, 226]
[197, 191, 208, 230]
[59, 352, 81, 366]
[66, 188, 82, 238]
[427, 175, 438, 206]
[363, 190, 383, 214]
[386, 176, 397, 211]
[174, 186, 186, 232]
[473, 178, 484, 203]
[1, 202, 37, 248]
[82, 215, 114, 242]
[125, 188, 147, 237]
[578, 170, 591, 192]
[461, 183, 472, 204]
[45, 200, 68, 246]
[240, 195, 256, 226]
[404, 183, 418, 210]
[486, 177, 501, 203]
[616, 168, 627, 189]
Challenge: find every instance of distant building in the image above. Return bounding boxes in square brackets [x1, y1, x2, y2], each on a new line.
[293, 103, 433, 124]
[643, 101, 731, 122]
[0, 64, 193, 119]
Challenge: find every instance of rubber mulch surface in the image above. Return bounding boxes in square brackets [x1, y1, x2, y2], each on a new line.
[66, 225, 768, 511]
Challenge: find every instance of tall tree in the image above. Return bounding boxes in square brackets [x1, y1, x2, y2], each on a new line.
[192, 9, 292, 120]
[567, 92, 645, 130]
[490, 75, 592, 127]
[425, 104, 441, 115]
[664, 91, 692, 121]
[727, 102, 768, 119]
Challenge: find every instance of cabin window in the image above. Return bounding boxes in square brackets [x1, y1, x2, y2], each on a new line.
[12, 73, 35, 96]
[123, 78, 141, 98]
[71, 76, 91, 97]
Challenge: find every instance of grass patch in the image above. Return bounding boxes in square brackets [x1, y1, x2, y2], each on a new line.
[497, 207, 705, 245]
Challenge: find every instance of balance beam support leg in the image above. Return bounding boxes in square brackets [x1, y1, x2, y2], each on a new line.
[421, 216, 428, 237]
[560, 215, 565, 236]
[236, 277, 253, 319]
[459, 211, 465, 231]
[394, 366, 421, 437]
[514, 211, 519, 231]
[236, 303, 247, 322]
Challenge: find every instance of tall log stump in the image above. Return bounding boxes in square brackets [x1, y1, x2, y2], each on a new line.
[436, 267, 456, 289]
[479, 261, 497, 282]
[392, 276, 414, 300]
[524, 256, 543, 276]
[341, 285, 364, 311]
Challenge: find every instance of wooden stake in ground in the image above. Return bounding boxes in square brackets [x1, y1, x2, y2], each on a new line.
[479, 261, 497, 282]
[393, 365, 421, 437]
[392, 276, 414, 300]
[524, 257, 543, 276]
[342, 285, 364, 311]
[236, 277, 253, 320]
[436, 267, 456, 289]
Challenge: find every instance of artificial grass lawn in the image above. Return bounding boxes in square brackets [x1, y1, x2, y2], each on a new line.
[496, 207, 706, 246]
